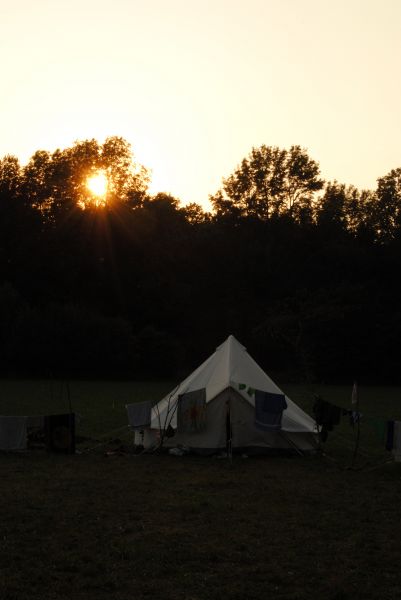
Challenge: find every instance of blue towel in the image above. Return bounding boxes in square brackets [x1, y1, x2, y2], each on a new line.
[177, 389, 207, 433]
[386, 420, 395, 451]
[126, 401, 152, 429]
[255, 390, 287, 431]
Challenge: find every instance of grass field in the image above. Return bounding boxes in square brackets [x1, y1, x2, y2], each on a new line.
[1, 380, 401, 600]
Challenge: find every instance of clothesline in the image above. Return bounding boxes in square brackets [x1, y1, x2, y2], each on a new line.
[312, 395, 401, 460]
[0, 413, 76, 453]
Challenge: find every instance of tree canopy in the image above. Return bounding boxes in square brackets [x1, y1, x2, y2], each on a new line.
[19, 137, 150, 220]
[1, 137, 401, 382]
[210, 145, 324, 221]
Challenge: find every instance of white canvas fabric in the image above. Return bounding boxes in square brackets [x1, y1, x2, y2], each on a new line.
[146, 335, 319, 453]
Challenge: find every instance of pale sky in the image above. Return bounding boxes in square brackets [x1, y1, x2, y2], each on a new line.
[1, 0, 400, 208]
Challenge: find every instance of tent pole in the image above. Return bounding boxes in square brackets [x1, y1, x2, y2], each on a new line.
[229, 408, 233, 464]
[226, 399, 233, 463]
[351, 388, 361, 468]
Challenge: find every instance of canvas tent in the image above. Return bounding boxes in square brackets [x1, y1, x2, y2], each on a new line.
[142, 335, 319, 454]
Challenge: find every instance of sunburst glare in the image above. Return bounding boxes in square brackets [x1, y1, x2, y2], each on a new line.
[86, 172, 108, 205]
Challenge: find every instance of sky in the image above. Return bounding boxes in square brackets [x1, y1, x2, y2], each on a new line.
[1, 0, 401, 208]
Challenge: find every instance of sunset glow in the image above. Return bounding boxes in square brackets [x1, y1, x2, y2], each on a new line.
[1, 1, 401, 208]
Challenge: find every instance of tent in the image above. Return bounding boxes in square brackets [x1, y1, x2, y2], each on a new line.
[143, 335, 319, 454]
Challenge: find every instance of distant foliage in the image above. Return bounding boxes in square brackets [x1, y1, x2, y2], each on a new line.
[0, 138, 401, 381]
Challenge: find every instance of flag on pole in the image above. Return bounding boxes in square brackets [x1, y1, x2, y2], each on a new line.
[351, 381, 358, 406]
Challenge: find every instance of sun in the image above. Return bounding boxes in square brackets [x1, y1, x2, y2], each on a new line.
[86, 171, 108, 200]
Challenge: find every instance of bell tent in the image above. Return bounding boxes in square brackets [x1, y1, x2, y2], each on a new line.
[143, 335, 319, 454]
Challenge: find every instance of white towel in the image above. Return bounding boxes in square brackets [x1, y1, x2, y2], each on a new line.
[27, 415, 45, 429]
[0, 416, 28, 450]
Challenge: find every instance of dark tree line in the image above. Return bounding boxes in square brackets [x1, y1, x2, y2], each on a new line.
[1, 137, 401, 383]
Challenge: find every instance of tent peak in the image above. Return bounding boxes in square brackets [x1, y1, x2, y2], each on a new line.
[216, 334, 246, 352]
